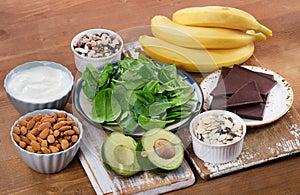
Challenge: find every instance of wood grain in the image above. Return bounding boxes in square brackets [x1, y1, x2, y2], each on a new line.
[1, 0, 300, 194]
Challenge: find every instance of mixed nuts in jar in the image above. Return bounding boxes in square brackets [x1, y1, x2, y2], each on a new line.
[73, 32, 122, 58]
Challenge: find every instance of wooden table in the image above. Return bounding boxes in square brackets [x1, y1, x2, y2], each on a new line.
[1, 0, 299, 194]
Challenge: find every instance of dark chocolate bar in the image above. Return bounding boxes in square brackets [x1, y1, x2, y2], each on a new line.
[210, 65, 277, 96]
[235, 102, 267, 120]
[225, 80, 263, 107]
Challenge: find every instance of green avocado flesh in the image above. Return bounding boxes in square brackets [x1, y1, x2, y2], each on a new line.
[137, 128, 184, 171]
[102, 132, 141, 176]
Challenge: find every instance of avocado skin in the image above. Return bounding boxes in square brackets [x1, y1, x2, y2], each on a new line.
[101, 132, 141, 177]
[136, 141, 158, 170]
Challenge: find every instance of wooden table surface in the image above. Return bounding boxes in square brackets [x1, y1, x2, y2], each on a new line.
[1, 0, 300, 194]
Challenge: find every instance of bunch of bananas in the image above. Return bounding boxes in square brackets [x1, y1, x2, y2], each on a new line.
[139, 6, 272, 72]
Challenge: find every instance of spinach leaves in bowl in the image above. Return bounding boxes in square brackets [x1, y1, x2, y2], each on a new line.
[80, 54, 199, 135]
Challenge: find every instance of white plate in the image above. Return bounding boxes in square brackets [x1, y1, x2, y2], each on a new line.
[200, 65, 294, 127]
[73, 62, 203, 136]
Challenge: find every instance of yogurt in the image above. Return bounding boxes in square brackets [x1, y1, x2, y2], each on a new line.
[7, 66, 72, 103]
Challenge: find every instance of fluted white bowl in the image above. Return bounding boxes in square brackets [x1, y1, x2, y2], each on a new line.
[10, 109, 83, 174]
[4, 61, 74, 115]
[189, 110, 246, 164]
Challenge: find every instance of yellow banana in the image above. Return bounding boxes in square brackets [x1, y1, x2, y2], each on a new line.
[138, 35, 254, 72]
[151, 15, 266, 49]
[172, 6, 272, 36]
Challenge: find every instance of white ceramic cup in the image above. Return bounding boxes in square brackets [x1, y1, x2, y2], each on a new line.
[71, 28, 123, 72]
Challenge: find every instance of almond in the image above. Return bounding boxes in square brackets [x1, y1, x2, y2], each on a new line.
[30, 140, 41, 152]
[49, 145, 59, 153]
[39, 128, 50, 139]
[61, 139, 69, 150]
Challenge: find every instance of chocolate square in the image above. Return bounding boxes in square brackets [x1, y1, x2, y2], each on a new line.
[210, 65, 277, 96]
[210, 95, 228, 110]
[226, 80, 263, 107]
[235, 102, 266, 120]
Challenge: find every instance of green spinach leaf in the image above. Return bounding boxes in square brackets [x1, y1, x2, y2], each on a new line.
[91, 88, 121, 123]
[118, 111, 139, 135]
[82, 64, 100, 100]
[138, 115, 174, 130]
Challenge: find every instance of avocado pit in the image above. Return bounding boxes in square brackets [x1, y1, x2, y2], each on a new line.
[153, 139, 175, 159]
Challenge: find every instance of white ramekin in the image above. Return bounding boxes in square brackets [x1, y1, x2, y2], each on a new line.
[189, 110, 246, 164]
[71, 28, 123, 72]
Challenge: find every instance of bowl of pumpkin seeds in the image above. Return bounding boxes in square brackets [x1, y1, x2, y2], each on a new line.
[189, 110, 246, 164]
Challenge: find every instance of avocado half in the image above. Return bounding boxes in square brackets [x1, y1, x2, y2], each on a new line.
[136, 128, 184, 171]
[101, 132, 141, 177]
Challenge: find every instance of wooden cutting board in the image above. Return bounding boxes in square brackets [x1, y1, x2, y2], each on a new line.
[71, 98, 195, 195]
[183, 56, 300, 180]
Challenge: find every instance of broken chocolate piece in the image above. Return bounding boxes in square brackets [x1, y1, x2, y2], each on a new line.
[236, 103, 266, 120]
[225, 80, 263, 107]
[210, 65, 277, 96]
[210, 96, 228, 110]
[217, 67, 232, 84]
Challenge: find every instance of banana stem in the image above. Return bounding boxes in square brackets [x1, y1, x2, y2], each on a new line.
[246, 30, 267, 41]
[259, 24, 273, 36]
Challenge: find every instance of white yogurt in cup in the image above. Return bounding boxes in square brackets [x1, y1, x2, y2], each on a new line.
[7, 66, 72, 103]
[4, 61, 74, 114]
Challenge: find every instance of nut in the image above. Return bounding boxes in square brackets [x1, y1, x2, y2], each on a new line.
[26, 119, 35, 130]
[49, 145, 59, 153]
[53, 121, 66, 129]
[41, 117, 56, 123]
[73, 126, 80, 134]
[19, 141, 27, 149]
[59, 125, 71, 131]
[47, 135, 55, 144]
[61, 139, 69, 150]
[27, 132, 36, 141]
[39, 128, 50, 139]
[71, 135, 78, 143]
[53, 130, 60, 137]
[38, 122, 51, 131]
[25, 115, 34, 121]
[41, 140, 48, 148]
[41, 147, 51, 154]
[12, 112, 80, 154]
[31, 140, 41, 152]
[20, 126, 28, 135]
[64, 130, 75, 136]
[18, 120, 28, 126]
[57, 112, 67, 118]
[13, 127, 21, 135]
[33, 114, 42, 122]
[20, 135, 31, 145]
[26, 146, 35, 152]
[13, 133, 21, 143]
[30, 128, 40, 136]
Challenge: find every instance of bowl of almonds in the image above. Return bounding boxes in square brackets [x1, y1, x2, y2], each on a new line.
[71, 28, 123, 73]
[189, 110, 246, 164]
[10, 109, 83, 174]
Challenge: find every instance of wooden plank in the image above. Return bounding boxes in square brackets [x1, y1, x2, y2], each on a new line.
[72, 105, 195, 195]
[185, 56, 300, 180]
